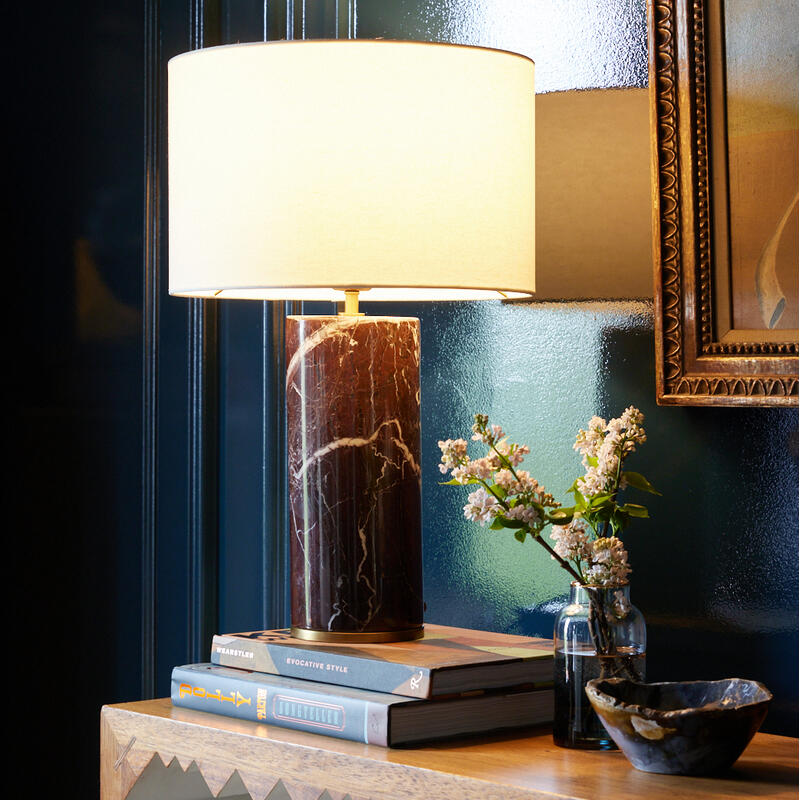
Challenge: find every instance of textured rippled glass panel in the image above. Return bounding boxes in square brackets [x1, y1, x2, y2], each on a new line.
[408, 300, 653, 633]
[356, 0, 648, 91]
[370, 297, 796, 733]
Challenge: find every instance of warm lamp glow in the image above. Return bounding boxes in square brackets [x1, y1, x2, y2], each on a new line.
[168, 40, 535, 300]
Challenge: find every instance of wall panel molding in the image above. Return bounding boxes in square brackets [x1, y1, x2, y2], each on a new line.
[142, 0, 161, 700]
[262, 303, 291, 627]
[187, 0, 221, 663]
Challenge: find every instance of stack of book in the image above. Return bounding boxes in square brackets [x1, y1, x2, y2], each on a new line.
[171, 624, 554, 747]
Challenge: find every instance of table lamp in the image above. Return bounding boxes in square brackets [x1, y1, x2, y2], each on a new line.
[168, 40, 535, 643]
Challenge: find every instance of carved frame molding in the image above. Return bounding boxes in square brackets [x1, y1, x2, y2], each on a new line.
[649, 0, 798, 406]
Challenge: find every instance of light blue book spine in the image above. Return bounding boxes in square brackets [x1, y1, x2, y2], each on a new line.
[211, 634, 433, 697]
[171, 664, 390, 745]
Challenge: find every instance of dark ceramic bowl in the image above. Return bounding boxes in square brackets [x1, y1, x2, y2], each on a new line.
[584, 677, 772, 775]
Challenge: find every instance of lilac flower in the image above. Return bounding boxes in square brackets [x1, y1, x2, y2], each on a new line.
[505, 503, 541, 525]
[494, 469, 517, 491]
[495, 440, 529, 466]
[574, 408, 647, 497]
[465, 457, 495, 481]
[550, 521, 592, 562]
[584, 536, 631, 586]
[438, 438, 468, 473]
[440, 409, 654, 590]
[463, 487, 500, 526]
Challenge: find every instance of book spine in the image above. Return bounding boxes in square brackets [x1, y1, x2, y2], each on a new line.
[211, 635, 433, 698]
[171, 666, 388, 746]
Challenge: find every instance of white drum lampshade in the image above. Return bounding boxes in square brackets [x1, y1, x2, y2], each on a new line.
[168, 40, 535, 642]
[168, 40, 535, 300]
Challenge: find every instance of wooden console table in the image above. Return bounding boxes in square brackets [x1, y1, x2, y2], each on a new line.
[101, 699, 798, 800]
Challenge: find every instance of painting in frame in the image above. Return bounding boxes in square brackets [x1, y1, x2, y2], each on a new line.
[649, 0, 798, 406]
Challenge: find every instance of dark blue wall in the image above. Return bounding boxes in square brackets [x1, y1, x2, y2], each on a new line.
[12, 1, 144, 795]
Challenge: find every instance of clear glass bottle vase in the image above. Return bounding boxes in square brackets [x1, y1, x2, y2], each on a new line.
[553, 582, 646, 749]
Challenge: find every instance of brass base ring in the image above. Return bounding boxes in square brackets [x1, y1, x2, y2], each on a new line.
[290, 625, 424, 643]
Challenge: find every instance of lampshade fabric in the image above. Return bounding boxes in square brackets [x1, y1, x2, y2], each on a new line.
[168, 40, 535, 300]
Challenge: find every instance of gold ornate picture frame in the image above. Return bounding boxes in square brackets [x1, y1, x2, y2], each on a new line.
[649, 0, 798, 406]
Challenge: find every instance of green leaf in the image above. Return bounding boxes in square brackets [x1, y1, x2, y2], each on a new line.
[622, 471, 662, 496]
[494, 516, 528, 530]
[438, 478, 477, 486]
[489, 517, 505, 530]
[570, 488, 588, 510]
[593, 505, 614, 523]
[613, 509, 630, 531]
[585, 456, 598, 468]
[621, 503, 649, 518]
[589, 492, 615, 507]
[552, 505, 575, 517]
[490, 484, 508, 500]
[514, 529, 527, 543]
[547, 509, 574, 526]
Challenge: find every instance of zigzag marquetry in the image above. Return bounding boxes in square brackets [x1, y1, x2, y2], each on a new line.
[101, 703, 368, 800]
[110, 751, 358, 800]
[113, 751, 357, 800]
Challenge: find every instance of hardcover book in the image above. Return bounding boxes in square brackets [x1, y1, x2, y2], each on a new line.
[171, 663, 554, 747]
[211, 624, 553, 698]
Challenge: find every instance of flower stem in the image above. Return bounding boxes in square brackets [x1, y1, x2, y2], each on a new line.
[530, 529, 584, 583]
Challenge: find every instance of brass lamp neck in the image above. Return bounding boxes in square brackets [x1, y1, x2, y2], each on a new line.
[340, 289, 365, 317]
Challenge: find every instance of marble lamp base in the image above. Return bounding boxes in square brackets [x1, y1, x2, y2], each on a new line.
[286, 316, 424, 643]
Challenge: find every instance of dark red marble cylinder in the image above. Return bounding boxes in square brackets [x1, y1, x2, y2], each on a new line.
[286, 316, 423, 641]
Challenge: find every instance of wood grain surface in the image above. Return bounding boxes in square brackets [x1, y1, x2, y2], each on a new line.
[100, 699, 798, 800]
